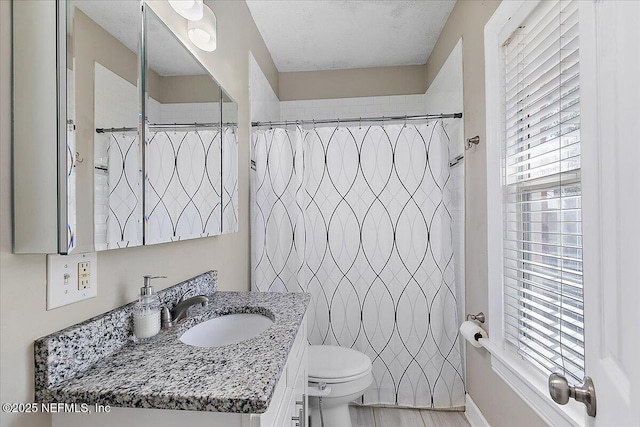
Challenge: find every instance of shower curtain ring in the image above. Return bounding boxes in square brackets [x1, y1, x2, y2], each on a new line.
[359, 117, 362, 129]
[404, 114, 407, 127]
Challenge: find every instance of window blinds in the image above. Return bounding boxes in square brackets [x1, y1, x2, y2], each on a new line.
[502, 0, 584, 383]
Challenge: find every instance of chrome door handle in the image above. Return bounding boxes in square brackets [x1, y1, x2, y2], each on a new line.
[295, 394, 306, 427]
[548, 373, 597, 417]
[291, 407, 304, 427]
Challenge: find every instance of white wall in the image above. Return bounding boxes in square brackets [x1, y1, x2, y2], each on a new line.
[249, 53, 280, 123]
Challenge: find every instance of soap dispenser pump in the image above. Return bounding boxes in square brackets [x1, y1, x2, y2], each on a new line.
[133, 275, 165, 341]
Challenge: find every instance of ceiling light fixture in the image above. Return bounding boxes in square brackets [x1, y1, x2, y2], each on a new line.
[168, 0, 204, 21]
[188, 4, 217, 52]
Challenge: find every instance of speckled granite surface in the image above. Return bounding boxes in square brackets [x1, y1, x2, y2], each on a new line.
[35, 272, 309, 413]
[35, 271, 218, 400]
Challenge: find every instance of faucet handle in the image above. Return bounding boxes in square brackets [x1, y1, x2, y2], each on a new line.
[160, 305, 173, 329]
[178, 289, 195, 303]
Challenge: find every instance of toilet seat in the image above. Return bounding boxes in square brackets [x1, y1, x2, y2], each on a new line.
[308, 345, 372, 384]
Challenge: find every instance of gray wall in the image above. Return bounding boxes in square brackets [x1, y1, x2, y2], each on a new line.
[424, 1, 546, 426]
[0, 1, 278, 426]
[279, 64, 427, 100]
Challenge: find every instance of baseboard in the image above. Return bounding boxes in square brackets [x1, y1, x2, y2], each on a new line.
[465, 394, 490, 427]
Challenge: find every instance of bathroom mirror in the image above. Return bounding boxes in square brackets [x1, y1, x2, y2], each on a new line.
[143, 6, 223, 245]
[65, 0, 144, 251]
[14, 0, 237, 254]
[221, 90, 238, 234]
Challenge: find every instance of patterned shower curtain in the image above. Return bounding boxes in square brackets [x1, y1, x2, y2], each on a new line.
[106, 132, 142, 248]
[251, 123, 464, 408]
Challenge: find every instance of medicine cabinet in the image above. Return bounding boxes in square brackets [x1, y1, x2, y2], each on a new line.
[12, 0, 239, 254]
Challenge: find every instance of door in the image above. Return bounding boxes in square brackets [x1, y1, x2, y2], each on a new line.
[580, 1, 640, 426]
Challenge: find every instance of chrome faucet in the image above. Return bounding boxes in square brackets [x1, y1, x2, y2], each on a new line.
[161, 290, 209, 329]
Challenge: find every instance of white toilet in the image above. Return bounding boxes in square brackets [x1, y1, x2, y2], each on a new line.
[307, 345, 373, 427]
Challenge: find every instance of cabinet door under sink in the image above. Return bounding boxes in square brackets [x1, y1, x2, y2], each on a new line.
[252, 316, 308, 427]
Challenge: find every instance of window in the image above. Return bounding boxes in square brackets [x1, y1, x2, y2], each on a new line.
[501, 0, 584, 384]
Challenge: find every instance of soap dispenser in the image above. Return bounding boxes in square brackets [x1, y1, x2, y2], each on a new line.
[133, 275, 165, 341]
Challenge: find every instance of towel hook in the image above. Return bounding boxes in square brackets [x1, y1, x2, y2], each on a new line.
[466, 312, 485, 323]
[465, 135, 480, 150]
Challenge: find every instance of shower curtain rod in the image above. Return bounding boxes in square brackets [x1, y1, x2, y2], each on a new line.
[251, 112, 462, 127]
[95, 122, 237, 134]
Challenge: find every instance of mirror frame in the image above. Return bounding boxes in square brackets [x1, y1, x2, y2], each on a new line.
[12, 0, 72, 254]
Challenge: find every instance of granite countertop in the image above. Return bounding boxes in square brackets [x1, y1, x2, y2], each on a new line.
[37, 288, 310, 413]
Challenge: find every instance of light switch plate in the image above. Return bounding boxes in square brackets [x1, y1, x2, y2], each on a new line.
[47, 252, 98, 310]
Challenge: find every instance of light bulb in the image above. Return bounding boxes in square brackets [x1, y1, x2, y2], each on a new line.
[189, 28, 211, 45]
[168, 0, 203, 21]
[187, 4, 217, 52]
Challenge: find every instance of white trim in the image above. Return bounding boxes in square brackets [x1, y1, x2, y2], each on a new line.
[465, 394, 491, 427]
[483, 2, 587, 426]
[483, 0, 513, 343]
[480, 339, 585, 427]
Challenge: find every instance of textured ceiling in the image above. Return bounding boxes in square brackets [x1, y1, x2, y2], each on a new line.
[245, 0, 456, 72]
[75, 1, 205, 76]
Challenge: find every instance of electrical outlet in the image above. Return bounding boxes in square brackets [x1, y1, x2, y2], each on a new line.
[47, 252, 98, 310]
[78, 261, 90, 290]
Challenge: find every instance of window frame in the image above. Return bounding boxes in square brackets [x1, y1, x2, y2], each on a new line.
[484, 1, 588, 426]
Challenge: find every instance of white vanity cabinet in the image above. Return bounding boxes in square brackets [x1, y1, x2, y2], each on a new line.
[251, 314, 308, 427]
[52, 315, 308, 427]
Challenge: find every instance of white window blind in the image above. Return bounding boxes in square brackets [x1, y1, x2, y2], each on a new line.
[502, 0, 584, 383]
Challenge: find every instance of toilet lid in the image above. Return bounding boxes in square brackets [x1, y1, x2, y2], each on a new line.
[308, 345, 372, 383]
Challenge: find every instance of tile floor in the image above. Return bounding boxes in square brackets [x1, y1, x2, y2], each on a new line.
[349, 406, 470, 427]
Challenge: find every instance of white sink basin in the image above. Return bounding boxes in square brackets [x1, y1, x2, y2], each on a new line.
[179, 313, 274, 348]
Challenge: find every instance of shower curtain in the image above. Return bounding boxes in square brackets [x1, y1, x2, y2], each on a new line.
[251, 123, 464, 408]
[106, 132, 142, 248]
[145, 129, 222, 244]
